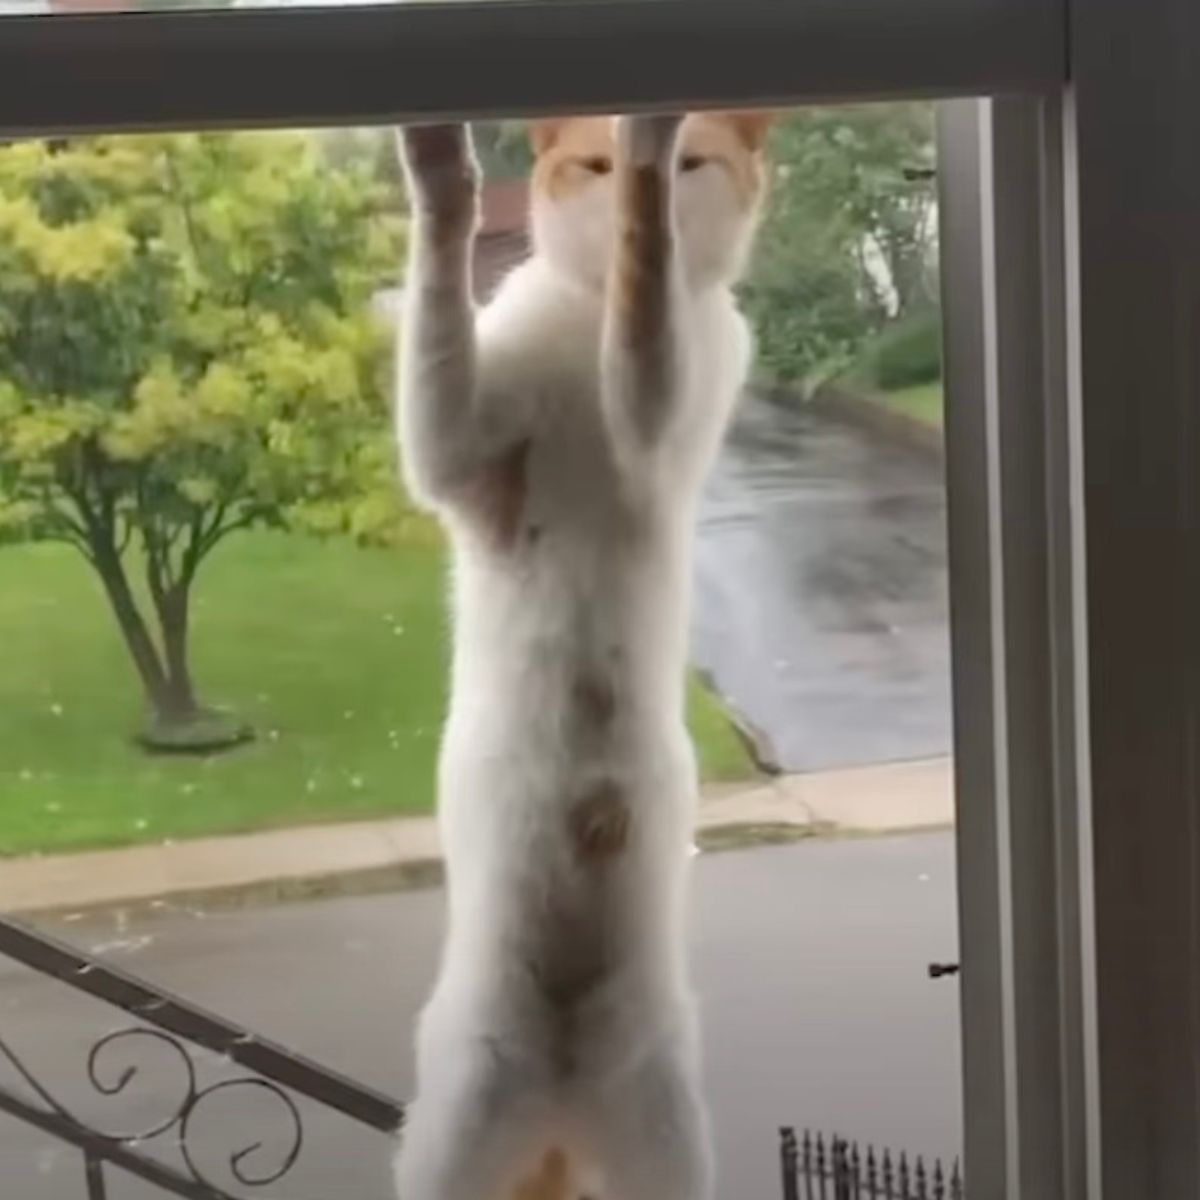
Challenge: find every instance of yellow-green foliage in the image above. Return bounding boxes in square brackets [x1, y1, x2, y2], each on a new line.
[0, 132, 423, 557]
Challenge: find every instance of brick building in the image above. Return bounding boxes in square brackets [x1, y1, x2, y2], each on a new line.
[474, 177, 531, 301]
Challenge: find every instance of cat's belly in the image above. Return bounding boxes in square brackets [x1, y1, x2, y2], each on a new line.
[438, 733, 697, 874]
[433, 626, 700, 1073]
[433, 836, 693, 1084]
[439, 704, 697, 842]
[436, 724, 696, 985]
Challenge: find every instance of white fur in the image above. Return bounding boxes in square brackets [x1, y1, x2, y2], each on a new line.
[394, 116, 760, 1200]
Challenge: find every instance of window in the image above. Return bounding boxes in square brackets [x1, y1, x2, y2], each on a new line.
[0, 103, 963, 1199]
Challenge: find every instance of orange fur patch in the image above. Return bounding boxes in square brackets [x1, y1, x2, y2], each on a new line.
[680, 111, 772, 204]
[455, 440, 531, 550]
[572, 670, 617, 729]
[511, 1147, 573, 1200]
[614, 163, 669, 347]
[569, 780, 631, 861]
[528, 111, 772, 209]
[530, 116, 615, 201]
[527, 118, 572, 157]
[711, 108, 777, 151]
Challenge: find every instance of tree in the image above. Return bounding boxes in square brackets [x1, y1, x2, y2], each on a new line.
[317, 127, 406, 204]
[471, 121, 534, 180]
[0, 133, 406, 750]
[741, 103, 937, 388]
[318, 119, 531, 196]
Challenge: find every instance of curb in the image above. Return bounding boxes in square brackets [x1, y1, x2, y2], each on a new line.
[1, 821, 821, 920]
[811, 383, 944, 461]
[1, 760, 955, 918]
[23, 826, 829, 921]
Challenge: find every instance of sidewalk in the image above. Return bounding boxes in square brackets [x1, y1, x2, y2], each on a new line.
[0, 758, 953, 915]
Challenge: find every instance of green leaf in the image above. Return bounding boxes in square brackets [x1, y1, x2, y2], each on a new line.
[0, 130, 421, 569]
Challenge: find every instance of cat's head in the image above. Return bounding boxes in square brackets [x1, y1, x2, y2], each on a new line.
[527, 112, 772, 292]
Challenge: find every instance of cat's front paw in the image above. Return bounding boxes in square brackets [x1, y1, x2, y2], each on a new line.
[617, 112, 686, 169]
[399, 123, 480, 229]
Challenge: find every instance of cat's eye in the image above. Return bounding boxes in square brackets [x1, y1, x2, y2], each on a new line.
[581, 156, 613, 175]
[679, 155, 709, 173]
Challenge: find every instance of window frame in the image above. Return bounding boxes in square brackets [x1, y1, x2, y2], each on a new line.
[938, 95, 1092, 1200]
[4, 2, 1199, 1198]
[0, 0, 1064, 135]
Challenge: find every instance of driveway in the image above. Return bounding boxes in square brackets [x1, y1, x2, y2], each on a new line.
[693, 393, 951, 772]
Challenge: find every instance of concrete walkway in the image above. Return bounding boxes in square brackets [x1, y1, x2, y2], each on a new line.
[0, 758, 953, 915]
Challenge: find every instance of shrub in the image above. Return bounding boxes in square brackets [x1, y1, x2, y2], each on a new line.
[866, 311, 942, 390]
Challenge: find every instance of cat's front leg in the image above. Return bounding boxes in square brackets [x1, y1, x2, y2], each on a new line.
[601, 113, 688, 457]
[619, 111, 685, 173]
[399, 123, 480, 236]
[395, 124, 485, 507]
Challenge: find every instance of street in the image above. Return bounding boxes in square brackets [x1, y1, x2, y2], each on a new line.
[1, 834, 961, 1200]
[693, 393, 950, 772]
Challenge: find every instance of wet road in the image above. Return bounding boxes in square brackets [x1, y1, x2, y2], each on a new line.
[692, 394, 951, 772]
[1, 835, 961, 1200]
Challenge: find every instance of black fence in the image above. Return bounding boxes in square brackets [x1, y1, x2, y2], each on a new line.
[0, 915, 404, 1199]
[780, 1128, 963, 1200]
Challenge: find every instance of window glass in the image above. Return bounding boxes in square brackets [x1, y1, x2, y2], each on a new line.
[0, 107, 959, 1199]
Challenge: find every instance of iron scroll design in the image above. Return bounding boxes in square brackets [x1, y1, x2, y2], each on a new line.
[0, 915, 405, 1199]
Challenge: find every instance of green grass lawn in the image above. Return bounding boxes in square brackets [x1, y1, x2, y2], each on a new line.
[0, 533, 755, 857]
[878, 381, 944, 427]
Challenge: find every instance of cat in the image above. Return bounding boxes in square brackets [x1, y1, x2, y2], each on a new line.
[393, 110, 771, 1200]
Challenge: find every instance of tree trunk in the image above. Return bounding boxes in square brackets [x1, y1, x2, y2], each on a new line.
[91, 543, 174, 715]
[154, 582, 200, 724]
[88, 534, 247, 753]
[91, 543, 206, 731]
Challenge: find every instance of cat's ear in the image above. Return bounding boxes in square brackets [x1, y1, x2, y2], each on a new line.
[528, 119, 570, 157]
[718, 110, 778, 152]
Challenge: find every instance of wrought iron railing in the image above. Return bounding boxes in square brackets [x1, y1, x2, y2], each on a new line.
[2, 909, 967, 1200]
[0, 915, 404, 1199]
[780, 1127, 963, 1200]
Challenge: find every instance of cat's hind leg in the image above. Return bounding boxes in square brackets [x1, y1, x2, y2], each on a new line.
[394, 1031, 550, 1200]
[584, 1035, 714, 1200]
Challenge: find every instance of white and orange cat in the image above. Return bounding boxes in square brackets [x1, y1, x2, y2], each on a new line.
[394, 111, 770, 1200]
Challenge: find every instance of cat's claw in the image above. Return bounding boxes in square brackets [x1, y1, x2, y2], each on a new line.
[399, 123, 480, 227]
[617, 112, 687, 168]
